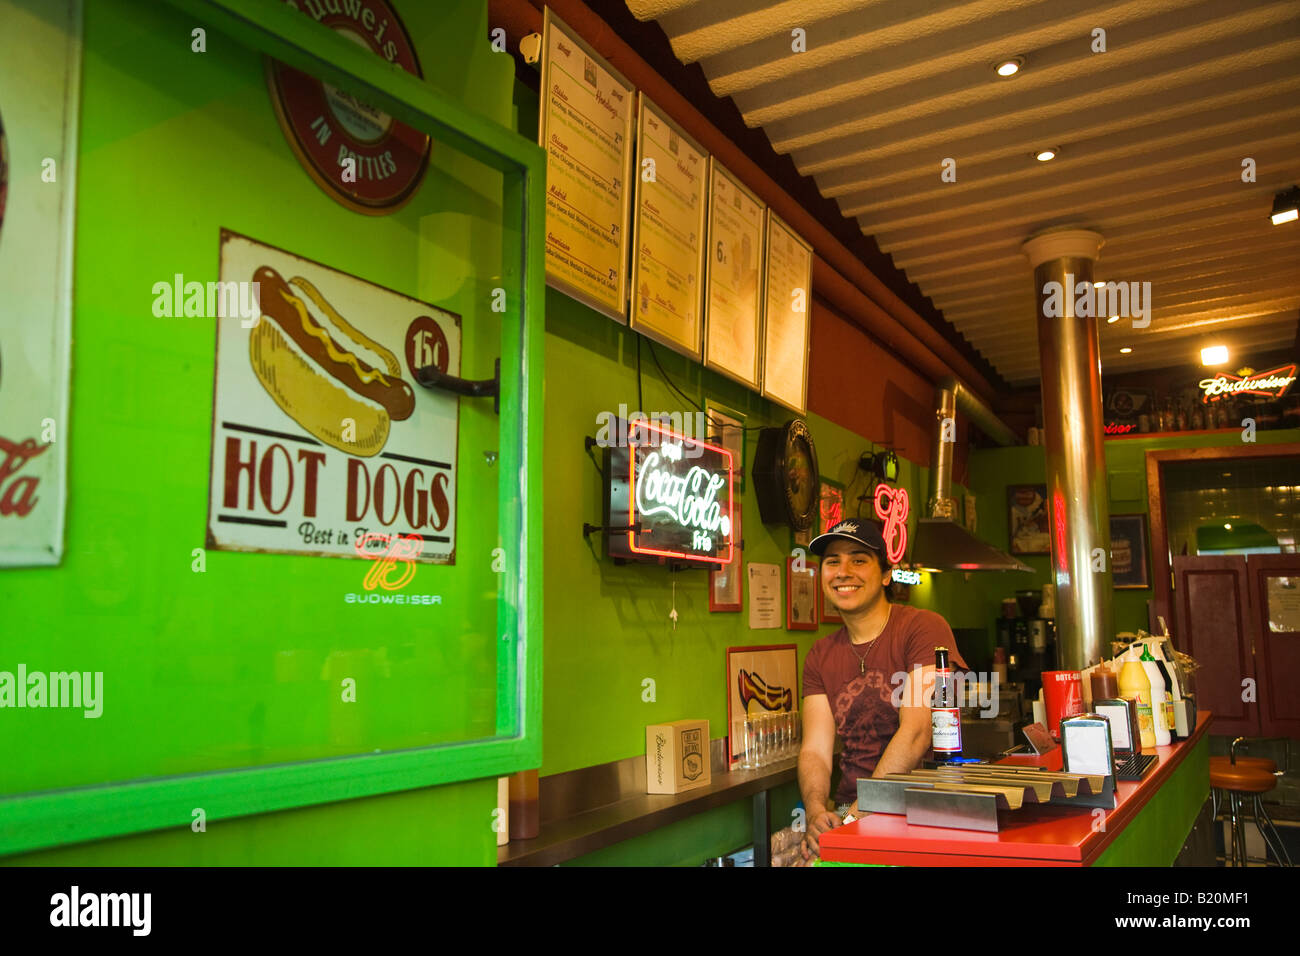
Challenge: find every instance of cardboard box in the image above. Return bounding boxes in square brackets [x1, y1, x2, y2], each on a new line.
[646, 719, 711, 794]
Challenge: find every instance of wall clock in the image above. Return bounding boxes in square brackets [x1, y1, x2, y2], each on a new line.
[752, 419, 819, 531]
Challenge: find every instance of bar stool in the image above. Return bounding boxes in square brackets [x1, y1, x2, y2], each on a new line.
[1210, 738, 1292, 867]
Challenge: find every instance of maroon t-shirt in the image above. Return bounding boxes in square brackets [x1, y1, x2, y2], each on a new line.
[802, 604, 966, 805]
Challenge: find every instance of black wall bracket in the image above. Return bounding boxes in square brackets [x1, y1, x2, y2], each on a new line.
[583, 521, 642, 540]
[416, 357, 500, 414]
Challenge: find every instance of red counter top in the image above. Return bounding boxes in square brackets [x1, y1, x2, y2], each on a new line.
[820, 712, 1211, 866]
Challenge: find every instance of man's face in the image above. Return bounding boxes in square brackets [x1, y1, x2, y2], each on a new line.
[820, 538, 889, 615]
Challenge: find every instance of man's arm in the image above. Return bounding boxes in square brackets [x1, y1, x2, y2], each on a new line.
[798, 694, 842, 858]
[798, 693, 835, 813]
[872, 665, 934, 777]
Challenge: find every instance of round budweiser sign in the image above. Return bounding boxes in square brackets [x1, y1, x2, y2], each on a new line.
[267, 0, 430, 214]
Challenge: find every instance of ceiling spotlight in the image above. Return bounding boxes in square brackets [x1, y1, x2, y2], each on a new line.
[1271, 186, 1300, 225]
[1094, 281, 1105, 288]
[1201, 344, 1229, 366]
[1107, 315, 1120, 324]
[1035, 148, 1058, 162]
[1224, 523, 1233, 530]
[994, 56, 1024, 77]
[1119, 347, 1133, 354]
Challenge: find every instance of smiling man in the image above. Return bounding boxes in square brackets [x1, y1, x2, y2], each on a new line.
[795, 518, 966, 863]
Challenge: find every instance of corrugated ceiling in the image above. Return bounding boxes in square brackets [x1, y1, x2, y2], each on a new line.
[626, 0, 1300, 385]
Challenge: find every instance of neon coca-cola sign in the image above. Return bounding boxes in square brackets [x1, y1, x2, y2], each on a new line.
[1198, 364, 1296, 404]
[605, 419, 734, 565]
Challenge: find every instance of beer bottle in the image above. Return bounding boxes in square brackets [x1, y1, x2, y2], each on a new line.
[931, 646, 962, 764]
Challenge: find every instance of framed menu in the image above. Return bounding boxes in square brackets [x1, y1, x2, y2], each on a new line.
[703, 159, 765, 390]
[629, 94, 708, 359]
[760, 211, 813, 413]
[538, 9, 634, 322]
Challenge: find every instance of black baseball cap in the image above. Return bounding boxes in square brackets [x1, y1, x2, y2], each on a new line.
[809, 518, 887, 557]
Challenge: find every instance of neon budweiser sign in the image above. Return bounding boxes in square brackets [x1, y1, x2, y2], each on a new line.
[1198, 364, 1296, 404]
[605, 419, 734, 566]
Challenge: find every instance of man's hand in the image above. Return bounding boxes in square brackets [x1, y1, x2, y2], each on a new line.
[801, 809, 843, 860]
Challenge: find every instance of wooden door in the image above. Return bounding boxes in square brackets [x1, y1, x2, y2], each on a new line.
[1247, 555, 1300, 739]
[1172, 556, 1258, 737]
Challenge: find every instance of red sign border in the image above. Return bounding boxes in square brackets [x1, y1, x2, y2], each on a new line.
[625, 419, 735, 566]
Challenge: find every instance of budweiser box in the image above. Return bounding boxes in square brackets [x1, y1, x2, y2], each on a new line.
[646, 719, 711, 794]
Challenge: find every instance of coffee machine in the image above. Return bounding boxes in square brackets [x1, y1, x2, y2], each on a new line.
[995, 588, 1057, 699]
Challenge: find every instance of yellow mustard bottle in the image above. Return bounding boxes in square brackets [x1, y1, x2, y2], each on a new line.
[1118, 647, 1156, 750]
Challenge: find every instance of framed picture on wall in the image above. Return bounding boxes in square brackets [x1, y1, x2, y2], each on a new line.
[709, 499, 743, 611]
[1110, 513, 1150, 589]
[787, 555, 819, 631]
[1008, 484, 1051, 555]
[726, 643, 798, 767]
[705, 401, 745, 490]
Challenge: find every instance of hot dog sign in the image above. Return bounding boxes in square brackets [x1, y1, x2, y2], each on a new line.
[207, 231, 459, 564]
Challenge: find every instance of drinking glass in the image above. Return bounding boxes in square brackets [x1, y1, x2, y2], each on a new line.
[745, 716, 760, 769]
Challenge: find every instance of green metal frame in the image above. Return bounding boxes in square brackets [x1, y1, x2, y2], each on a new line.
[0, 0, 545, 857]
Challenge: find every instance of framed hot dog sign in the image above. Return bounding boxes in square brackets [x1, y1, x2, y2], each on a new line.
[207, 231, 460, 564]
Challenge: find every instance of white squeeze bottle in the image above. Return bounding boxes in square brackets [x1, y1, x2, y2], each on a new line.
[1139, 643, 1172, 746]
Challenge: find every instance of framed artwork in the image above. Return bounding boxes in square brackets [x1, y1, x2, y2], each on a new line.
[787, 555, 819, 631]
[1008, 484, 1051, 555]
[819, 479, 844, 535]
[705, 400, 745, 490]
[1110, 513, 1150, 589]
[709, 499, 743, 611]
[725, 643, 798, 767]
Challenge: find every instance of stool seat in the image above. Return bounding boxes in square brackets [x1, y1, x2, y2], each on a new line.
[1228, 756, 1278, 775]
[1210, 757, 1277, 794]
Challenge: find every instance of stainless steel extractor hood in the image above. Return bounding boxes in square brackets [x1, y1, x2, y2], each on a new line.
[910, 377, 1033, 574]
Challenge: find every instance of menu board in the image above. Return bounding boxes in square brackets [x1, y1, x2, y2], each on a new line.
[760, 211, 814, 413]
[629, 94, 708, 360]
[703, 160, 765, 390]
[538, 9, 634, 322]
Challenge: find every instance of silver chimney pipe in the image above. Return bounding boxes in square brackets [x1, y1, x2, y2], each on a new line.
[912, 376, 1032, 574]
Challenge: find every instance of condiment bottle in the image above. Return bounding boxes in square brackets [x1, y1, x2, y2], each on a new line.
[1141, 643, 1173, 744]
[1090, 662, 1119, 701]
[1118, 647, 1157, 750]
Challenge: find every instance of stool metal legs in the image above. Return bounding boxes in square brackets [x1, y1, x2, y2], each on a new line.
[1251, 794, 1293, 867]
[1217, 788, 1293, 867]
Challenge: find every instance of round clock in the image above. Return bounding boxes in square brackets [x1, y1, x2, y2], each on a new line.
[752, 419, 820, 531]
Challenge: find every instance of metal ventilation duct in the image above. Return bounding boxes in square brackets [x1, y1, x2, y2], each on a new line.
[910, 377, 1032, 574]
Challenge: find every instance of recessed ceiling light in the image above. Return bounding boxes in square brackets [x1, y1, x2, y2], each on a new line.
[1201, 345, 1229, 366]
[1035, 148, 1058, 162]
[1224, 523, 1233, 530]
[1119, 347, 1132, 354]
[1271, 186, 1300, 225]
[995, 57, 1025, 77]
[1107, 315, 1120, 324]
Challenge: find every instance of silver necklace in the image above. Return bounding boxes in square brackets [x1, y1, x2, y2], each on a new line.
[846, 606, 891, 674]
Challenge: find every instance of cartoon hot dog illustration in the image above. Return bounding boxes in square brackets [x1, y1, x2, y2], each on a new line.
[248, 266, 415, 456]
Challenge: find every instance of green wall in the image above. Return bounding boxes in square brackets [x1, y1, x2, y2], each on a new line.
[3, 0, 513, 866]
[965, 427, 1300, 648]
